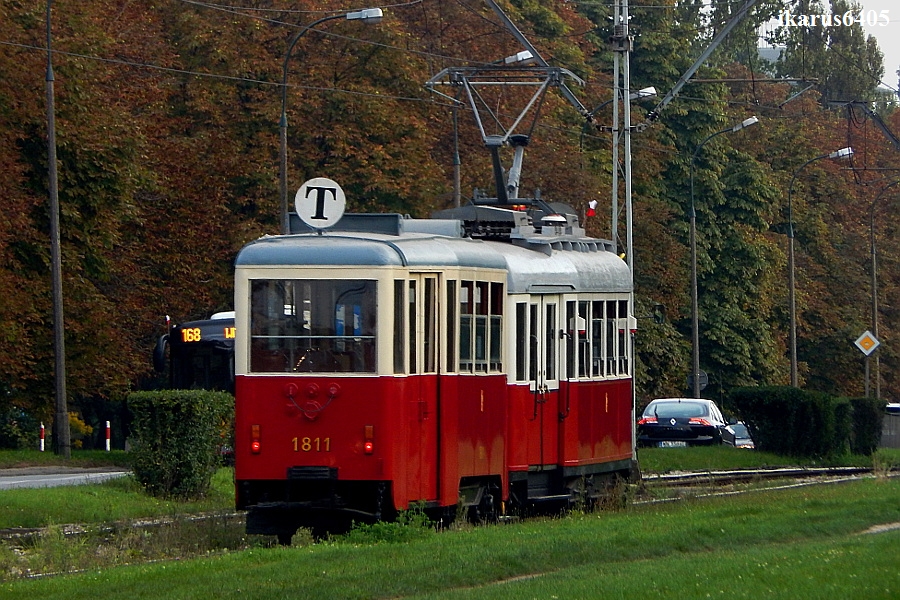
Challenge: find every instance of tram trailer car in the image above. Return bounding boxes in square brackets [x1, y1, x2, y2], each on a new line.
[233, 206, 637, 541]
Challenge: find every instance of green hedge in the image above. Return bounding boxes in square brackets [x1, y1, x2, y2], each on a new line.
[128, 390, 233, 499]
[729, 386, 851, 459]
[848, 397, 885, 456]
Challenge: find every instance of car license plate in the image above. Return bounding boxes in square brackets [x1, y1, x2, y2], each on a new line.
[658, 441, 687, 448]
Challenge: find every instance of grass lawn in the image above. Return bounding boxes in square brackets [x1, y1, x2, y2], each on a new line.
[1, 477, 897, 599]
[2, 447, 899, 598]
[0, 467, 235, 529]
[0, 449, 131, 470]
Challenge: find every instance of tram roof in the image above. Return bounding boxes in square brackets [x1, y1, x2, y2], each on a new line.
[236, 230, 631, 295]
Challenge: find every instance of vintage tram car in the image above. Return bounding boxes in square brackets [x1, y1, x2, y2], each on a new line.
[233, 202, 637, 542]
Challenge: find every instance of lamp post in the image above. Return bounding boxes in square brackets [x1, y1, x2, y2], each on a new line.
[582, 86, 655, 249]
[689, 116, 758, 398]
[279, 8, 383, 235]
[868, 178, 900, 398]
[786, 146, 853, 387]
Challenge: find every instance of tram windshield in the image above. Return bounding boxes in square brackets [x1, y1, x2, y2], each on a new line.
[250, 279, 376, 373]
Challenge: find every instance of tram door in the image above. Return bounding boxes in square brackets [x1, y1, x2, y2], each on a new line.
[527, 295, 561, 467]
[406, 273, 439, 501]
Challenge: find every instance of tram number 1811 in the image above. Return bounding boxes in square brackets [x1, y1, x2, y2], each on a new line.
[292, 437, 331, 452]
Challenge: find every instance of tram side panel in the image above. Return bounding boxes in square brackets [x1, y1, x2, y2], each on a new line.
[402, 373, 440, 507]
[505, 383, 532, 474]
[446, 373, 508, 496]
[558, 378, 633, 469]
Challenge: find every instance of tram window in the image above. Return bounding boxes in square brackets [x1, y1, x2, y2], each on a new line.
[489, 283, 503, 371]
[606, 300, 617, 375]
[576, 301, 592, 379]
[474, 282, 488, 372]
[618, 299, 629, 373]
[250, 279, 376, 373]
[591, 301, 603, 377]
[459, 281, 473, 372]
[458, 280, 503, 373]
[423, 277, 437, 373]
[394, 280, 405, 374]
[409, 280, 417, 375]
[566, 301, 576, 379]
[565, 300, 591, 379]
[475, 313, 487, 372]
[446, 281, 457, 373]
[515, 302, 527, 381]
[545, 303, 557, 381]
[529, 304, 538, 382]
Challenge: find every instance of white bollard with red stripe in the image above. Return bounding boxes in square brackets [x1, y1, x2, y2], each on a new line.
[105, 420, 111, 452]
[40, 422, 45, 452]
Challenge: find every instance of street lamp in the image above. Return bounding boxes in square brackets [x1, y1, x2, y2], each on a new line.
[583, 85, 656, 250]
[868, 178, 900, 398]
[279, 8, 383, 234]
[689, 116, 758, 398]
[586, 86, 656, 120]
[786, 146, 853, 387]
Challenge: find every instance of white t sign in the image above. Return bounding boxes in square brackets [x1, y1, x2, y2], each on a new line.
[295, 177, 346, 230]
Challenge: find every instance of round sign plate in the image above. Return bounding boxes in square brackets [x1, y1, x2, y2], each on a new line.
[295, 177, 346, 230]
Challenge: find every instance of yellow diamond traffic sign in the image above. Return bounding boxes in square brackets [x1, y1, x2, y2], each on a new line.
[854, 331, 880, 356]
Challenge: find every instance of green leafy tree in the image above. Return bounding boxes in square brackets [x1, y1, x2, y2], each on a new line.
[774, 0, 884, 103]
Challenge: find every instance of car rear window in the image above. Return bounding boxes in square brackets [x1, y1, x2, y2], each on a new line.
[647, 402, 708, 418]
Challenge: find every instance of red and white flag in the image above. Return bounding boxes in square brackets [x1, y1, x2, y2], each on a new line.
[586, 200, 598, 217]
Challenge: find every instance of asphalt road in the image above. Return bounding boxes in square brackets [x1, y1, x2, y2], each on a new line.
[0, 466, 129, 490]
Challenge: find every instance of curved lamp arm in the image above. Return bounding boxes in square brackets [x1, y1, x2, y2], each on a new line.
[279, 9, 383, 234]
[688, 116, 758, 398]
[785, 146, 853, 387]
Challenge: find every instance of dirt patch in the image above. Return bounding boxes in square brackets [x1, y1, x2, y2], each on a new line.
[860, 522, 900, 535]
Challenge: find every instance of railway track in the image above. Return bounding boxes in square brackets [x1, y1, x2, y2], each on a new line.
[636, 465, 886, 503]
[644, 465, 872, 485]
[1, 466, 885, 544]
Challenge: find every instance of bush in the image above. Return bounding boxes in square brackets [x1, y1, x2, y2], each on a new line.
[0, 405, 40, 450]
[128, 390, 233, 499]
[729, 386, 851, 459]
[339, 503, 435, 544]
[848, 397, 885, 456]
[68, 412, 93, 450]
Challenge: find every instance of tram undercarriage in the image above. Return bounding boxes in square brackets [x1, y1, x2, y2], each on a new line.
[241, 458, 638, 544]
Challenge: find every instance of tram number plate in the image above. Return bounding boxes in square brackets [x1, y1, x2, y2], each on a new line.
[658, 441, 687, 448]
[292, 437, 331, 452]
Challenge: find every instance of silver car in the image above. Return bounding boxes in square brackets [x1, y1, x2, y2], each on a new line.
[721, 421, 755, 449]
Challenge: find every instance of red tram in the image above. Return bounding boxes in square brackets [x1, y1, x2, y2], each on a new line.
[233, 203, 637, 541]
